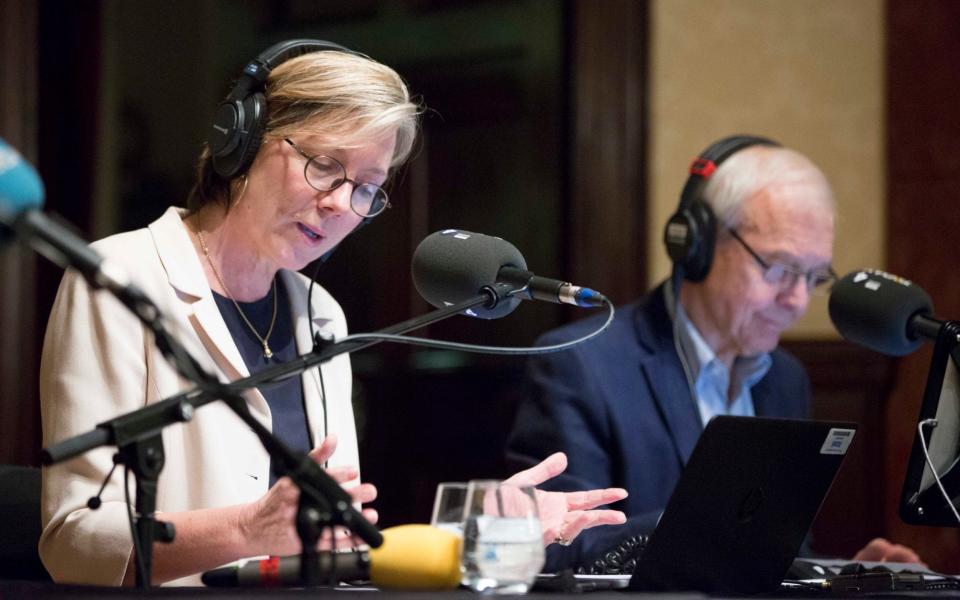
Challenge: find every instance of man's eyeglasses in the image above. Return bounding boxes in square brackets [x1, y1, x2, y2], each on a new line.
[727, 228, 836, 294]
[284, 138, 391, 218]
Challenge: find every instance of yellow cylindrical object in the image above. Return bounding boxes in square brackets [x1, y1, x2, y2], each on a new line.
[368, 524, 462, 590]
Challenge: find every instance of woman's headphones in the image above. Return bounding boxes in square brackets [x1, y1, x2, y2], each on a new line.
[207, 39, 356, 180]
[662, 134, 780, 281]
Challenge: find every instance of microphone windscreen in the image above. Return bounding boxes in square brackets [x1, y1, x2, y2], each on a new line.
[0, 138, 44, 221]
[412, 229, 527, 319]
[828, 269, 933, 356]
[368, 524, 462, 590]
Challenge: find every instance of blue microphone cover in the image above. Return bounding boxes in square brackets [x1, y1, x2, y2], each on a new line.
[412, 229, 527, 319]
[828, 269, 933, 356]
[0, 138, 44, 222]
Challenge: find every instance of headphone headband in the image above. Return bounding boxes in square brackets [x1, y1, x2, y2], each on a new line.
[227, 39, 356, 101]
[676, 135, 780, 213]
[209, 39, 358, 180]
[665, 134, 781, 282]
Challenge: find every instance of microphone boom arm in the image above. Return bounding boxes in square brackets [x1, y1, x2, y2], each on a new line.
[41, 288, 506, 586]
[42, 288, 503, 463]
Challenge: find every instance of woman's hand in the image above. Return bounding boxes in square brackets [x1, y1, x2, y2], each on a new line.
[504, 452, 627, 546]
[237, 434, 378, 556]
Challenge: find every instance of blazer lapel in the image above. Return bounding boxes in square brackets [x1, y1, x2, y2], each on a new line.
[148, 207, 270, 425]
[190, 295, 250, 380]
[636, 286, 704, 464]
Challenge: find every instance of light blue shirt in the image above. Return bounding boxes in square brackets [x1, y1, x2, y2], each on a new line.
[673, 302, 772, 427]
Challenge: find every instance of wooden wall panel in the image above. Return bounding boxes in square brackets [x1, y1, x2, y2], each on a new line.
[884, 0, 960, 574]
[568, 0, 648, 305]
[0, 0, 39, 466]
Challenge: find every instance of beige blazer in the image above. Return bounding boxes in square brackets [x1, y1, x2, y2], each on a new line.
[38, 207, 359, 586]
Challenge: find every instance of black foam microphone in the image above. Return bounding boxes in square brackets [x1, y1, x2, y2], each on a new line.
[828, 269, 941, 356]
[412, 229, 526, 319]
[411, 229, 607, 320]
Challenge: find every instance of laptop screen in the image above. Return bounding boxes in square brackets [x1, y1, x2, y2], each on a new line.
[629, 415, 856, 594]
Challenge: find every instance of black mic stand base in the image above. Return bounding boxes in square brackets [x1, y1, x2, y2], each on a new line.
[296, 501, 331, 588]
[117, 434, 175, 588]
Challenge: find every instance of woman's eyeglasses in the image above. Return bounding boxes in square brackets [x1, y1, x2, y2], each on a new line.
[284, 138, 390, 218]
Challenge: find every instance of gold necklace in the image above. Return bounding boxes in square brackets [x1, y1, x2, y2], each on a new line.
[196, 226, 279, 359]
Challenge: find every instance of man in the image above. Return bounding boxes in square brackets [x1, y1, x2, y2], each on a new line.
[507, 136, 919, 570]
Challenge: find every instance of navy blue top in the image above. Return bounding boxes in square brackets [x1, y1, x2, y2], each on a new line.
[213, 278, 311, 486]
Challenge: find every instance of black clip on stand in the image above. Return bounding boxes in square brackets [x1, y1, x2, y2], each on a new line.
[43, 282, 518, 588]
[120, 434, 176, 586]
[86, 434, 180, 588]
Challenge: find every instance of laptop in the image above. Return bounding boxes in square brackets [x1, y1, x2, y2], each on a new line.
[628, 415, 857, 594]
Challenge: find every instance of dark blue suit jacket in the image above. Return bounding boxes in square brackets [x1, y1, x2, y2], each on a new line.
[506, 284, 811, 571]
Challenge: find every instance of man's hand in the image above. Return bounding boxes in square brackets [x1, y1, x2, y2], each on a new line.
[852, 537, 924, 565]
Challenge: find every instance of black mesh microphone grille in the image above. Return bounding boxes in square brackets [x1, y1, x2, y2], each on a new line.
[412, 229, 527, 320]
[828, 269, 933, 356]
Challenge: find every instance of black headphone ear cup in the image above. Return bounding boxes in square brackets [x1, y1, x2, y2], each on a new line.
[209, 100, 243, 162]
[211, 92, 266, 180]
[663, 200, 716, 282]
[664, 209, 696, 266]
[233, 92, 267, 177]
[682, 200, 716, 281]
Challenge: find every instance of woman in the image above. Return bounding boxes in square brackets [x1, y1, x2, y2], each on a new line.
[39, 41, 626, 587]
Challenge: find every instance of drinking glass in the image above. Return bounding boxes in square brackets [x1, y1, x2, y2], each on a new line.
[430, 482, 468, 535]
[460, 480, 544, 594]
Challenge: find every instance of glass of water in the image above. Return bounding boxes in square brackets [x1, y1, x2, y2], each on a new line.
[430, 482, 468, 535]
[461, 480, 544, 594]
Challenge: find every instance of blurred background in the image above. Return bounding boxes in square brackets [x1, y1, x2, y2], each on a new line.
[1, 0, 958, 572]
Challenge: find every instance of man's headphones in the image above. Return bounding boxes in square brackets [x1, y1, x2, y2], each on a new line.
[207, 39, 356, 180]
[662, 134, 780, 281]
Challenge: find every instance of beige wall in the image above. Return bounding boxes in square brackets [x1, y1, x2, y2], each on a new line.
[648, 0, 885, 339]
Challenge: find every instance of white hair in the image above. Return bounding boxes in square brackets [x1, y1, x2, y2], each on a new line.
[701, 145, 835, 229]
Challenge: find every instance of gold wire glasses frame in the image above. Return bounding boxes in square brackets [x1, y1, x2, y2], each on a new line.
[727, 228, 837, 294]
[283, 138, 391, 218]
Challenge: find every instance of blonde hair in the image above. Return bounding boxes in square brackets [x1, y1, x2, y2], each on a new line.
[189, 49, 421, 210]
